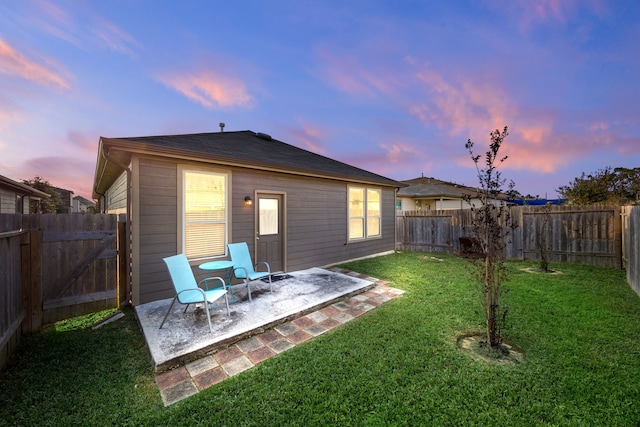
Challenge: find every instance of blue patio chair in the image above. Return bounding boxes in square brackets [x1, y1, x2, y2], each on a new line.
[228, 242, 272, 302]
[160, 254, 230, 333]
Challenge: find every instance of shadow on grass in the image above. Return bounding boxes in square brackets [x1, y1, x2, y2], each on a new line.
[0, 307, 162, 425]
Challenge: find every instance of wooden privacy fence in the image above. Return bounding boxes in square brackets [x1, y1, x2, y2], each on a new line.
[1, 213, 126, 370]
[397, 205, 624, 268]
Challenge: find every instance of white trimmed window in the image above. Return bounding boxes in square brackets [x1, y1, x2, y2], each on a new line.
[348, 186, 381, 240]
[180, 169, 228, 260]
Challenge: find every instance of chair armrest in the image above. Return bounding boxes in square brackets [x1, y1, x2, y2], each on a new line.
[232, 266, 250, 279]
[255, 261, 270, 273]
[176, 287, 207, 302]
[198, 276, 226, 290]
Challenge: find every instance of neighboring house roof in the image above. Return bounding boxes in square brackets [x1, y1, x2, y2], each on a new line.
[0, 174, 50, 198]
[94, 130, 405, 198]
[397, 176, 511, 200]
[73, 195, 95, 205]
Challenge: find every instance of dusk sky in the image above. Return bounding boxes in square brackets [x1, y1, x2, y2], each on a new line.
[1, 0, 638, 200]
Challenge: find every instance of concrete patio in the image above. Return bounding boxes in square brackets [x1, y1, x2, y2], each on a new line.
[135, 267, 385, 373]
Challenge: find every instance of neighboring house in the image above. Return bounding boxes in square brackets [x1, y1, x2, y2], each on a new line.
[396, 176, 513, 212]
[0, 174, 50, 213]
[93, 130, 405, 305]
[54, 187, 73, 213]
[72, 195, 95, 213]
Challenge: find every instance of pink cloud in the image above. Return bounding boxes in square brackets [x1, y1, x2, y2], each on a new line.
[285, 122, 328, 154]
[18, 1, 141, 56]
[409, 65, 612, 174]
[0, 94, 22, 127]
[67, 130, 98, 155]
[521, 0, 576, 28]
[314, 30, 628, 183]
[31, 0, 79, 46]
[0, 38, 71, 89]
[157, 69, 252, 109]
[315, 47, 402, 97]
[456, 125, 622, 177]
[483, 0, 609, 33]
[411, 65, 511, 138]
[93, 19, 141, 57]
[380, 141, 424, 165]
[616, 135, 640, 156]
[23, 156, 96, 199]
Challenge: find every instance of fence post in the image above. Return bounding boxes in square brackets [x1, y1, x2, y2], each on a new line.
[20, 232, 31, 333]
[21, 230, 42, 333]
[117, 220, 128, 307]
[401, 215, 407, 250]
[614, 206, 623, 269]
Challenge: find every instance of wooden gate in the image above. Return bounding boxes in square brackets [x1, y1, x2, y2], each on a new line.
[1, 213, 126, 331]
[1, 213, 127, 369]
[40, 214, 121, 324]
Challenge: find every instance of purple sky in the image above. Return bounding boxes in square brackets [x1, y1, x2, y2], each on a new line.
[1, 0, 638, 200]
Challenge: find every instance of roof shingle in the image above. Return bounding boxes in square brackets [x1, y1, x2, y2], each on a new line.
[99, 130, 402, 187]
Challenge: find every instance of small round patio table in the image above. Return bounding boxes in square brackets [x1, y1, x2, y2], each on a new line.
[199, 260, 236, 303]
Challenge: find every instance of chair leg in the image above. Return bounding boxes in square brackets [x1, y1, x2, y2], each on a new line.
[245, 278, 252, 302]
[159, 296, 179, 329]
[223, 292, 230, 316]
[204, 302, 213, 333]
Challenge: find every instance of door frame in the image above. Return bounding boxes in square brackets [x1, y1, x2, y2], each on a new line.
[254, 190, 287, 272]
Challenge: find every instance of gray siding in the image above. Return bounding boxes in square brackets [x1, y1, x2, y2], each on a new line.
[231, 169, 396, 272]
[104, 171, 127, 214]
[137, 157, 178, 303]
[0, 189, 15, 213]
[130, 159, 397, 305]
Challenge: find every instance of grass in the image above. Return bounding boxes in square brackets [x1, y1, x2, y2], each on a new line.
[1, 251, 640, 426]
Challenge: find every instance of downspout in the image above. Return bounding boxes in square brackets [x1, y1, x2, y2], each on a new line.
[101, 144, 133, 306]
[101, 144, 132, 219]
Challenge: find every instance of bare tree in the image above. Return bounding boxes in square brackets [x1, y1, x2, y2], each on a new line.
[538, 202, 552, 273]
[464, 126, 513, 348]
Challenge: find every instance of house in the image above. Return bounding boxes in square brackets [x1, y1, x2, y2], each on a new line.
[54, 187, 73, 213]
[396, 176, 513, 212]
[72, 195, 95, 213]
[0, 174, 50, 213]
[92, 130, 404, 305]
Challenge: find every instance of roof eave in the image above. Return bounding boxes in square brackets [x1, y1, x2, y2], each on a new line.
[0, 175, 51, 198]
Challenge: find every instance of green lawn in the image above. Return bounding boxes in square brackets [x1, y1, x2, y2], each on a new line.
[1, 251, 640, 426]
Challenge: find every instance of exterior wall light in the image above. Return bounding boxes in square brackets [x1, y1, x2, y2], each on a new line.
[244, 196, 253, 206]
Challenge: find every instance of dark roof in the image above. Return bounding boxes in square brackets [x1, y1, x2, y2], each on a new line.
[0, 174, 50, 198]
[94, 131, 402, 198]
[397, 176, 512, 199]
